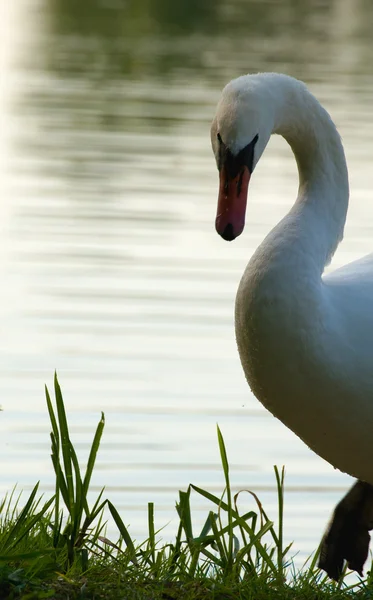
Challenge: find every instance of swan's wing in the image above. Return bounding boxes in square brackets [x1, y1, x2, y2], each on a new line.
[323, 253, 373, 366]
[324, 253, 373, 291]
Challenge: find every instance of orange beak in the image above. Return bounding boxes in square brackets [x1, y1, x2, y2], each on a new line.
[215, 165, 251, 241]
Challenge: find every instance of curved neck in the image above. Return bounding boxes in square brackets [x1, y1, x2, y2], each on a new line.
[273, 79, 349, 274]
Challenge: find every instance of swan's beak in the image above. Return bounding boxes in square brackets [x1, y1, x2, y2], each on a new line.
[215, 166, 251, 241]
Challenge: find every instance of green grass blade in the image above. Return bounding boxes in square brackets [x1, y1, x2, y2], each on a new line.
[217, 425, 234, 571]
[82, 412, 105, 500]
[190, 484, 230, 512]
[0, 487, 17, 525]
[0, 550, 55, 561]
[54, 372, 74, 515]
[46, 384, 62, 546]
[188, 545, 202, 578]
[238, 520, 278, 575]
[199, 545, 224, 567]
[89, 489, 106, 521]
[148, 502, 155, 563]
[241, 487, 281, 549]
[1, 483, 40, 551]
[167, 519, 183, 575]
[75, 499, 108, 548]
[209, 510, 227, 566]
[235, 519, 274, 559]
[50, 452, 69, 508]
[198, 512, 217, 539]
[217, 425, 229, 479]
[176, 488, 193, 541]
[11, 495, 55, 549]
[274, 465, 285, 581]
[193, 510, 258, 545]
[108, 501, 138, 566]
[45, 385, 59, 444]
[69, 440, 85, 534]
[89, 511, 107, 546]
[50, 447, 61, 546]
[234, 492, 256, 550]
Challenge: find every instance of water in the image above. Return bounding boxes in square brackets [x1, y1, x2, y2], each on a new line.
[1, 0, 373, 565]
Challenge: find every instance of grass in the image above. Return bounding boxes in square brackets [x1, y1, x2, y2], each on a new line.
[0, 374, 372, 599]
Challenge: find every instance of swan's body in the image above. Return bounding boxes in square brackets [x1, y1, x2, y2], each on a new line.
[211, 73, 373, 578]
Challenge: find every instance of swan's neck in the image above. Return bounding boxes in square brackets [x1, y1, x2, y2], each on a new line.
[271, 79, 349, 274]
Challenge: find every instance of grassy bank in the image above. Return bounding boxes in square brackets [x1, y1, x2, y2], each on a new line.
[0, 374, 371, 599]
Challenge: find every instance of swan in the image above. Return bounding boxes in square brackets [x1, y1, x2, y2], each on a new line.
[211, 72, 373, 580]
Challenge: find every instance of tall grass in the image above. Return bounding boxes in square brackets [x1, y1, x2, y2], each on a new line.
[0, 374, 367, 599]
[46, 374, 107, 569]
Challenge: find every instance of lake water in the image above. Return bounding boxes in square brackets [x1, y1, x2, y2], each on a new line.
[1, 0, 373, 568]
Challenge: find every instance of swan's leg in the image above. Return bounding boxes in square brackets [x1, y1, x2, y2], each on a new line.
[318, 480, 373, 580]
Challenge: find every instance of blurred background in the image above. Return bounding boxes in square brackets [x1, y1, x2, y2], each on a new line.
[1, 0, 373, 566]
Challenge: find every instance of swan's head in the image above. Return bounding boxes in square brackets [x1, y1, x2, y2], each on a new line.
[211, 75, 275, 241]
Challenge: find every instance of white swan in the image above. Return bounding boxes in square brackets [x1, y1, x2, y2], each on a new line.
[211, 73, 373, 580]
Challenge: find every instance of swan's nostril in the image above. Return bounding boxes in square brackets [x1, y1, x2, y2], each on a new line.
[221, 223, 235, 241]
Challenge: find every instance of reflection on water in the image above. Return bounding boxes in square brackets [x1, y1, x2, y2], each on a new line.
[1, 0, 373, 564]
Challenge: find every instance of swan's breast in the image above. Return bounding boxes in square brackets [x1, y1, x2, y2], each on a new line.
[234, 255, 324, 419]
[234, 250, 373, 483]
